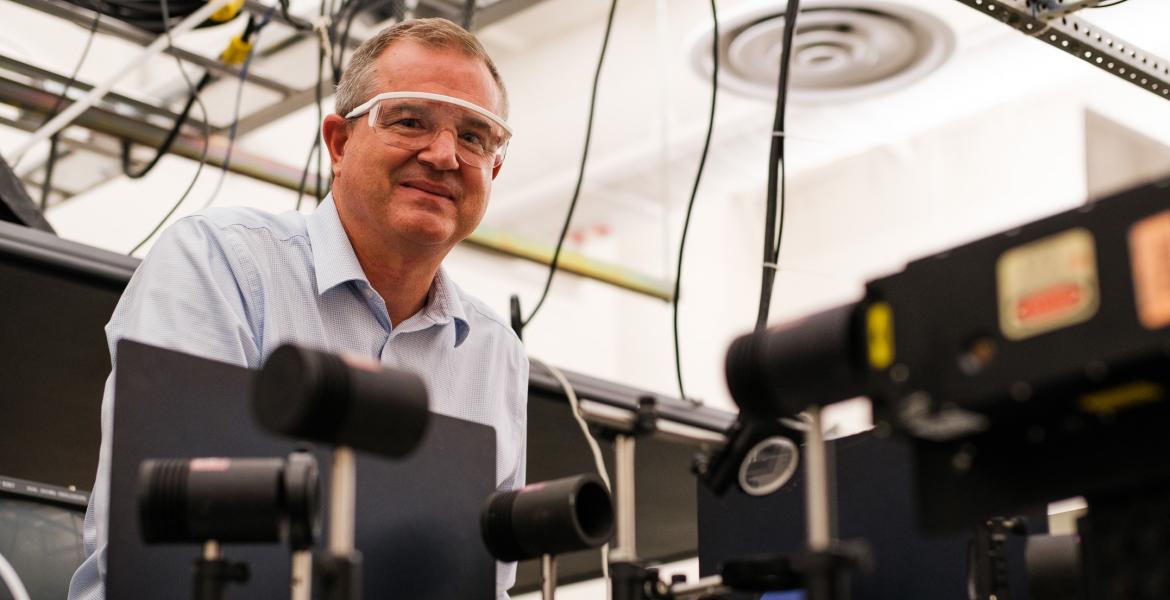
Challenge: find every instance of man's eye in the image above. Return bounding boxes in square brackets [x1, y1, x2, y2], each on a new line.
[392, 118, 425, 129]
[459, 132, 483, 146]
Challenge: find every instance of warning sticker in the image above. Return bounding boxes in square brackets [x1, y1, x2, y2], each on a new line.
[1130, 210, 1170, 330]
[997, 228, 1099, 340]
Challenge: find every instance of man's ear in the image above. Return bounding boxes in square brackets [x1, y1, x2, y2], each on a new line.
[322, 114, 351, 177]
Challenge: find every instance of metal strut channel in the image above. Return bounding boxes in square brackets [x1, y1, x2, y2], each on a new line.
[954, 0, 1170, 101]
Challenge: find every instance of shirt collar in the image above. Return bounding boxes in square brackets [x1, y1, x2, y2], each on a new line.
[305, 194, 470, 348]
[306, 194, 369, 295]
[428, 267, 471, 348]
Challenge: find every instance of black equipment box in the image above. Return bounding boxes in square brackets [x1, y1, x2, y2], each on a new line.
[861, 180, 1170, 530]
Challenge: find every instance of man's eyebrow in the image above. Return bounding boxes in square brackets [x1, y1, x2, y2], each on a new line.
[383, 102, 429, 114]
[458, 113, 494, 131]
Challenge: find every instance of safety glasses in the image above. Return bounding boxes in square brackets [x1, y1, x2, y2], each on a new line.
[344, 91, 512, 169]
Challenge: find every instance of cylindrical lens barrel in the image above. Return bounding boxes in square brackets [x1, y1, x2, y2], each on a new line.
[481, 474, 614, 562]
[138, 454, 319, 547]
[725, 302, 865, 420]
[252, 344, 429, 457]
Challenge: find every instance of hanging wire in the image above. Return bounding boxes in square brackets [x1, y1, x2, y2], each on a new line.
[127, 0, 211, 255]
[671, 0, 719, 404]
[755, 0, 801, 332]
[39, 6, 102, 209]
[199, 7, 279, 209]
[519, 0, 621, 331]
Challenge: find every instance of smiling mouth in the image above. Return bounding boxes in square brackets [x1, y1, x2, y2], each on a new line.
[401, 182, 454, 200]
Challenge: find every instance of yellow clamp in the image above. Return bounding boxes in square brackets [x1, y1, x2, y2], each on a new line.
[210, 0, 246, 22]
[220, 34, 254, 66]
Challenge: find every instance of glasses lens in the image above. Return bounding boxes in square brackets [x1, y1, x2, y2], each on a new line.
[369, 98, 509, 168]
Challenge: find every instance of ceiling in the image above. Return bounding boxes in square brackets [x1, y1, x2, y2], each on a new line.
[469, 0, 1170, 276]
[1, 0, 1169, 281]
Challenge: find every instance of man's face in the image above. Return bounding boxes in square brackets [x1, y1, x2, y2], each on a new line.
[326, 41, 505, 256]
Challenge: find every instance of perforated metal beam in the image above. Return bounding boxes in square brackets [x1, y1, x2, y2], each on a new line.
[955, 0, 1170, 101]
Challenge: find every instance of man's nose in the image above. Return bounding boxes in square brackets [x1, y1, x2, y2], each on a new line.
[416, 129, 460, 171]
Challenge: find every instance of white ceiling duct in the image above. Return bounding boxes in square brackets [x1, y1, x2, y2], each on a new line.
[690, 0, 955, 102]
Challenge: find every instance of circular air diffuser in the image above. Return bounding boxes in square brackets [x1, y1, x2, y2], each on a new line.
[691, 0, 955, 102]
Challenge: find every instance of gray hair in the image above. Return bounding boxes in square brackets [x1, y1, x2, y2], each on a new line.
[334, 18, 508, 119]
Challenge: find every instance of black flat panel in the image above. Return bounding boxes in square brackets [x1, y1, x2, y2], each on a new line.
[0, 220, 136, 489]
[107, 341, 496, 600]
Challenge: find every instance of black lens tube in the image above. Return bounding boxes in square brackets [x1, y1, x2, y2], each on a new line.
[725, 302, 865, 420]
[252, 344, 429, 458]
[481, 474, 615, 563]
[138, 452, 320, 549]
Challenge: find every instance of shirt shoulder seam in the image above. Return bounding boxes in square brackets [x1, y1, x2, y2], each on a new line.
[464, 301, 524, 347]
[180, 213, 311, 244]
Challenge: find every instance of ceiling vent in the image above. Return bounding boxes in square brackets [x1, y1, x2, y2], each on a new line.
[690, 1, 955, 102]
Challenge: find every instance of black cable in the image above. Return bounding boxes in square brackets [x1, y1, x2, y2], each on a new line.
[754, 0, 800, 332]
[39, 7, 101, 209]
[296, 8, 328, 211]
[334, 0, 364, 81]
[333, 0, 401, 83]
[315, 46, 325, 203]
[279, 0, 315, 30]
[672, 0, 719, 403]
[201, 10, 277, 209]
[316, 0, 327, 203]
[41, 135, 60, 211]
[461, 0, 476, 30]
[520, 0, 620, 330]
[295, 128, 320, 211]
[120, 71, 212, 179]
[128, 0, 211, 255]
[330, 0, 360, 82]
[44, 9, 101, 121]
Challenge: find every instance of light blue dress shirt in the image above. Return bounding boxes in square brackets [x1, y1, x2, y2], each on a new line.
[68, 195, 528, 600]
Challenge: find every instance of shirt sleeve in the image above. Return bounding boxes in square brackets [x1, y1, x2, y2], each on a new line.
[494, 343, 529, 600]
[69, 216, 263, 600]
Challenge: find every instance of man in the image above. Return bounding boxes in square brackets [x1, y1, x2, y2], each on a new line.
[69, 18, 527, 600]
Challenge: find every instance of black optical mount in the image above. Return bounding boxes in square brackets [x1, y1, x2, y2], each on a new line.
[607, 543, 871, 600]
[600, 397, 869, 600]
[192, 544, 251, 600]
[968, 516, 1029, 600]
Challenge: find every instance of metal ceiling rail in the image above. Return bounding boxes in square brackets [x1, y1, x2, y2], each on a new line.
[10, 0, 297, 96]
[0, 54, 211, 131]
[0, 75, 674, 300]
[0, 75, 306, 185]
[954, 0, 1170, 101]
[8, 0, 234, 164]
